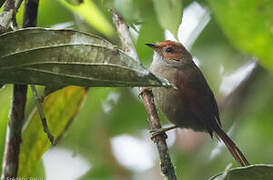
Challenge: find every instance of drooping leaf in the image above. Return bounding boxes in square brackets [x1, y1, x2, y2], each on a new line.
[207, 0, 273, 71]
[18, 86, 87, 177]
[152, 0, 183, 38]
[0, 28, 168, 88]
[210, 164, 273, 180]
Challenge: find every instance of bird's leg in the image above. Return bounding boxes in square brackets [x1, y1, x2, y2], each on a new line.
[150, 125, 178, 139]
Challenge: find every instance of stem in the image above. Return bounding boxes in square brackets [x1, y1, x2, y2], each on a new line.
[0, 0, 15, 33]
[140, 89, 177, 179]
[11, 0, 24, 29]
[1, 0, 39, 178]
[0, 0, 24, 33]
[31, 85, 55, 144]
[1, 85, 27, 178]
[22, 0, 39, 28]
[111, 9, 177, 180]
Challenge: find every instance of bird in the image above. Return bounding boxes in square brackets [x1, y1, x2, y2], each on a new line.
[146, 40, 249, 166]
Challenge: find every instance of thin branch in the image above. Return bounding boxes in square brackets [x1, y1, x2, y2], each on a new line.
[22, 0, 39, 28]
[111, 9, 177, 180]
[0, 0, 24, 33]
[11, 0, 24, 29]
[31, 85, 55, 144]
[1, 0, 40, 179]
[0, 0, 15, 33]
[1, 85, 27, 178]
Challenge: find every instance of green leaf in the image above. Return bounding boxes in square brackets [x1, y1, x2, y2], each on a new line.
[18, 86, 87, 177]
[152, 0, 183, 38]
[57, 0, 115, 37]
[31, 159, 46, 178]
[207, 0, 273, 71]
[210, 164, 273, 180]
[0, 28, 167, 88]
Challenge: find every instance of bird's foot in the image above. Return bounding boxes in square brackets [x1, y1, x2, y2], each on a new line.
[149, 125, 178, 140]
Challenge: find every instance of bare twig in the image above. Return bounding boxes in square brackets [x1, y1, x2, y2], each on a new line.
[111, 9, 177, 180]
[31, 85, 55, 144]
[1, 0, 40, 178]
[1, 85, 27, 178]
[0, 0, 15, 33]
[22, 0, 39, 28]
[11, 0, 24, 29]
[0, 0, 24, 33]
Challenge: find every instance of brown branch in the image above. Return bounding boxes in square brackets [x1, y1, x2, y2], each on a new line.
[1, 0, 40, 178]
[111, 9, 177, 180]
[1, 85, 27, 178]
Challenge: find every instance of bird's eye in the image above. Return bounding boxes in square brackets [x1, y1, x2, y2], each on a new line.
[165, 47, 173, 53]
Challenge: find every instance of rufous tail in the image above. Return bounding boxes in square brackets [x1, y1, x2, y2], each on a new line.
[214, 126, 250, 167]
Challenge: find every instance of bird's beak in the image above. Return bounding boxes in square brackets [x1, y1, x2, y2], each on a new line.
[145, 43, 158, 49]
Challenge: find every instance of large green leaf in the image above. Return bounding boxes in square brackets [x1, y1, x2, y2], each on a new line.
[0, 28, 167, 87]
[208, 0, 273, 71]
[210, 164, 273, 180]
[152, 0, 183, 37]
[18, 86, 87, 177]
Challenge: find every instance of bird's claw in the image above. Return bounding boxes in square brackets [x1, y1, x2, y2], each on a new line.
[149, 128, 168, 141]
[149, 125, 178, 141]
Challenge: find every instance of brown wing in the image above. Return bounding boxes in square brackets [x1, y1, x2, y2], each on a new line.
[175, 63, 221, 136]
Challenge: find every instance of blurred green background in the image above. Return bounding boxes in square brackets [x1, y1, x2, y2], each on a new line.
[0, 0, 273, 179]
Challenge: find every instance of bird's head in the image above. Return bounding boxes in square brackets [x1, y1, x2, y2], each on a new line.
[146, 40, 192, 63]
